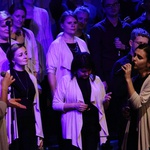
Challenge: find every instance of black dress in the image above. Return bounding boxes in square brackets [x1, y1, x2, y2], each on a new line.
[9, 69, 37, 150]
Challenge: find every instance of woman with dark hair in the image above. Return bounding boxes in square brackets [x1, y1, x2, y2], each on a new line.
[122, 44, 150, 150]
[9, 3, 39, 78]
[6, 43, 43, 150]
[52, 52, 111, 150]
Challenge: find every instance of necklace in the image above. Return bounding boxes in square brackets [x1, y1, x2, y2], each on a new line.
[14, 70, 29, 100]
[67, 42, 80, 54]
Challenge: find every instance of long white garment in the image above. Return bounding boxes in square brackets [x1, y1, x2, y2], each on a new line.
[5, 72, 44, 144]
[53, 75, 109, 149]
[46, 35, 89, 85]
[29, 6, 53, 82]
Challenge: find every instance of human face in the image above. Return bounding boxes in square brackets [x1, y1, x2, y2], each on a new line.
[61, 16, 78, 35]
[132, 49, 150, 73]
[103, 0, 120, 17]
[130, 36, 149, 55]
[76, 11, 89, 30]
[12, 9, 26, 29]
[77, 68, 92, 79]
[0, 18, 12, 41]
[13, 47, 28, 70]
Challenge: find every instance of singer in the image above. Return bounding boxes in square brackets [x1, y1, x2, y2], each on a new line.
[6, 43, 44, 150]
[122, 44, 150, 150]
[111, 28, 150, 149]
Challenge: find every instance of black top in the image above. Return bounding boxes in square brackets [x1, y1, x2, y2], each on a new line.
[77, 77, 100, 132]
[67, 42, 81, 57]
[89, 17, 131, 82]
[10, 69, 35, 118]
[9, 69, 37, 150]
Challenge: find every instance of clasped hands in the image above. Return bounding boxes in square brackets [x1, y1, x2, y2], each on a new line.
[74, 101, 88, 112]
[74, 92, 112, 112]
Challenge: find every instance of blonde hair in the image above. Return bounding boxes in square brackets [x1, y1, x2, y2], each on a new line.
[0, 11, 11, 24]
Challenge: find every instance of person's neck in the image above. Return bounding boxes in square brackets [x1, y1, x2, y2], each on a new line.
[139, 70, 150, 78]
[12, 26, 21, 33]
[107, 16, 119, 27]
[62, 33, 75, 43]
[13, 65, 25, 71]
[0, 38, 8, 43]
[75, 29, 83, 37]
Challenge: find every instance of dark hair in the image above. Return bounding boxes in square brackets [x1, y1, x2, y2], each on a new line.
[135, 44, 150, 61]
[9, 2, 26, 16]
[9, 3, 31, 39]
[59, 10, 77, 24]
[71, 52, 95, 80]
[6, 43, 25, 68]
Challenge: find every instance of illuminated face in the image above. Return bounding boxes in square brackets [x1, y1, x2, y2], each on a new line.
[76, 68, 92, 79]
[76, 11, 89, 30]
[103, 0, 120, 17]
[0, 18, 12, 41]
[133, 49, 150, 72]
[61, 16, 78, 35]
[13, 46, 28, 68]
[12, 9, 26, 29]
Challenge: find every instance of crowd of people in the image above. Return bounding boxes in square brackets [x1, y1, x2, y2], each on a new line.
[0, 0, 150, 150]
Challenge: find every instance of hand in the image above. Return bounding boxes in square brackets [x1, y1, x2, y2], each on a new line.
[1, 72, 15, 89]
[7, 98, 26, 109]
[122, 63, 132, 81]
[74, 101, 88, 112]
[114, 38, 125, 50]
[38, 138, 43, 150]
[103, 92, 112, 110]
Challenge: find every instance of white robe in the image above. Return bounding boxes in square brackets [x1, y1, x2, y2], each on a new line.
[53, 75, 109, 149]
